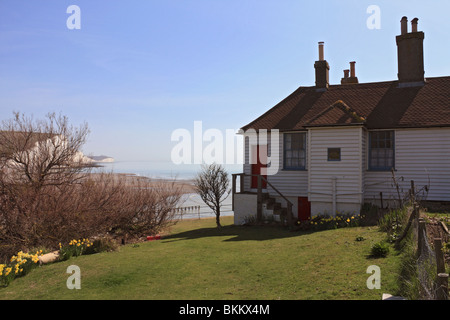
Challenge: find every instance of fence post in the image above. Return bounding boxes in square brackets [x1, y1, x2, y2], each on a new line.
[396, 205, 418, 245]
[434, 238, 446, 275]
[415, 204, 420, 225]
[257, 175, 262, 222]
[417, 218, 426, 258]
[437, 273, 449, 300]
[410, 180, 415, 204]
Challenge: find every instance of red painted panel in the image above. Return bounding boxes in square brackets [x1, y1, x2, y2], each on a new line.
[251, 145, 267, 189]
[298, 197, 311, 221]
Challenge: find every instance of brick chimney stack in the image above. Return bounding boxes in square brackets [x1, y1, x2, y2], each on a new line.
[314, 42, 330, 91]
[396, 16, 425, 86]
[341, 62, 359, 85]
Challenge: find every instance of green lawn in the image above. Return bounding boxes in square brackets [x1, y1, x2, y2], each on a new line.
[0, 216, 401, 300]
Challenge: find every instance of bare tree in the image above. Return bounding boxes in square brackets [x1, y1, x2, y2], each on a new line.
[0, 112, 90, 254]
[194, 163, 230, 228]
[0, 112, 90, 190]
[0, 112, 184, 261]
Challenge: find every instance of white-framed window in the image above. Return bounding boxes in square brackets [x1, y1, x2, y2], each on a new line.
[284, 133, 306, 170]
[369, 130, 395, 171]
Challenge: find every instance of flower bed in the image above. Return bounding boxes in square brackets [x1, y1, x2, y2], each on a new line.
[59, 238, 94, 261]
[296, 214, 362, 231]
[0, 250, 43, 287]
[1, 238, 95, 287]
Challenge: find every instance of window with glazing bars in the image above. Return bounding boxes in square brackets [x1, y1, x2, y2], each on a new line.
[369, 130, 394, 170]
[284, 133, 306, 170]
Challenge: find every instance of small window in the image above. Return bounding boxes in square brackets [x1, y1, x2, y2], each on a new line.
[328, 148, 341, 161]
[369, 130, 395, 170]
[284, 133, 306, 170]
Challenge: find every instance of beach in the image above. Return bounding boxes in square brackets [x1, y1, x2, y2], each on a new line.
[87, 171, 197, 194]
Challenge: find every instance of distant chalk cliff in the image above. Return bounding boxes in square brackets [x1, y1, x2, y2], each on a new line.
[86, 155, 115, 163]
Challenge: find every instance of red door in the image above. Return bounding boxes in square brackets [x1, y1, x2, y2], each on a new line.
[298, 197, 311, 221]
[251, 145, 267, 189]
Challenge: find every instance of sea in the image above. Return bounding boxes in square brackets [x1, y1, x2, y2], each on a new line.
[91, 161, 242, 220]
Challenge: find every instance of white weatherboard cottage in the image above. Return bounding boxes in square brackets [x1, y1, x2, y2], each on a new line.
[232, 17, 450, 225]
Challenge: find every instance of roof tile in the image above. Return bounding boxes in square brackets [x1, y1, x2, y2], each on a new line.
[241, 77, 450, 131]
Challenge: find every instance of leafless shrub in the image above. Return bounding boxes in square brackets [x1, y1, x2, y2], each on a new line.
[390, 168, 430, 209]
[0, 113, 183, 261]
[0, 112, 90, 190]
[90, 173, 184, 239]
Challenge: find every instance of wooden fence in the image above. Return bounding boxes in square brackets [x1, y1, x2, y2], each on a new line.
[397, 180, 449, 300]
[416, 215, 449, 300]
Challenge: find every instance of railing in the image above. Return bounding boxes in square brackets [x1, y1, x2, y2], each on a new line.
[232, 173, 294, 226]
[172, 204, 234, 220]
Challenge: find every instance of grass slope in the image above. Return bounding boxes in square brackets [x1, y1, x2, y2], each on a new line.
[0, 216, 400, 300]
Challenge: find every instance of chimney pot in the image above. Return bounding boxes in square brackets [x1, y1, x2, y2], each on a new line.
[401, 16, 408, 35]
[318, 42, 325, 61]
[350, 61, 356, 78]
[411, 18, 419, 32]
[343, 69, 350, 78]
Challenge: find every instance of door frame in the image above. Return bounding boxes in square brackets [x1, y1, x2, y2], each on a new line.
[251, 144, 267, 189]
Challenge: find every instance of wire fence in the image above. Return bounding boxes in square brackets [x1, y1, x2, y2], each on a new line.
[409, 205, 449, 300]
[415, 217, 438, 299]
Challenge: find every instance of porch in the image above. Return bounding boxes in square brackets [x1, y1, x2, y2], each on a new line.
[231, 173, 295, 226]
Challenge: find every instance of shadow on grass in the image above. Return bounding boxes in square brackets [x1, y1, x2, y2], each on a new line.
[162, 224, 313, 243]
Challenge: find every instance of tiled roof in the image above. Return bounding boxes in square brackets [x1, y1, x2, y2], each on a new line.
[305, 100, 366, 126]
[241, 76, 450, 131]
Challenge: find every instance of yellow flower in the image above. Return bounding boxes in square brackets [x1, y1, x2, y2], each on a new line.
[347, 218, 350, 223]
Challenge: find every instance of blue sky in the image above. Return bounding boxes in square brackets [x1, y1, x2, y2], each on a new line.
[0, 1, 449, 162]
